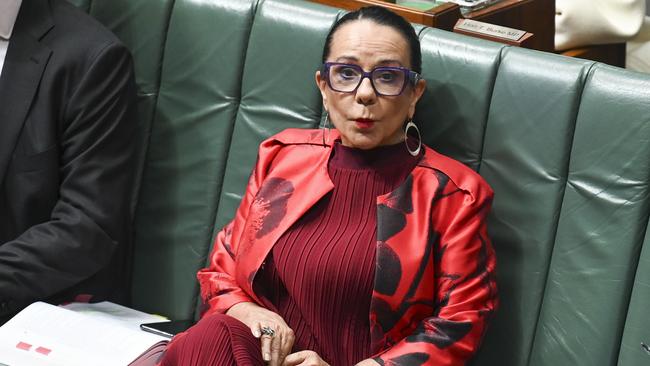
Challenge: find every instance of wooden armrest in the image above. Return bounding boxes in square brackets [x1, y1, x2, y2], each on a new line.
[561, 43, 626, 68]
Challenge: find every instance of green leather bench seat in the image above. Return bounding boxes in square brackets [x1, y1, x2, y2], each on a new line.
[73, 0, 650, 364]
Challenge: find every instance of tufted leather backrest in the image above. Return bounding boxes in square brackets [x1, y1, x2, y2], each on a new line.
[79, 0, 650, 364]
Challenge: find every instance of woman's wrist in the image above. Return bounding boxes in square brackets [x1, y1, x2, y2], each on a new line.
[225, 301, 257, 318]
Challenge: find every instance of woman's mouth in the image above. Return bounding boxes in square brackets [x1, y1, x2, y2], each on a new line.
[355, 118, 375, 129]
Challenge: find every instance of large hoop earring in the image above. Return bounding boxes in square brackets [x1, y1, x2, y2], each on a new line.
[404, 119, 422, 157]
[321, 112, 331, 146]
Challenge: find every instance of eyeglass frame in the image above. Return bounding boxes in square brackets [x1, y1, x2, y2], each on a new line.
[320, 62, 422, 97]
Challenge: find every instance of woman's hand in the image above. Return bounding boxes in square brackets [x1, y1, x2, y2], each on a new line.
[355, 359, 380, 366]
[226, 301, 295, 366]
[282, 350, 330, 366]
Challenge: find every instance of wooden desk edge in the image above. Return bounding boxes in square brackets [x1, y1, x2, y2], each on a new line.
[308, 0, 461, 27]
[464, 0, 534, 19]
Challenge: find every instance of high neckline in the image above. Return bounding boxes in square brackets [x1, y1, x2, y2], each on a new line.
[329, 139, 420, 174]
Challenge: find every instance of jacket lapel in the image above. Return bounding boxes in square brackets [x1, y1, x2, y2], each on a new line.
[0, 0, 53, 183]
[238, 139, 336, 301]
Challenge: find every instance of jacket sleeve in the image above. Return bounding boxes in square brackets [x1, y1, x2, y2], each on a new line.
[375, 183, 498, 366]
[197, 140, 279, 317]
[197, 214, 255, 317]
[0, 43, 138, 315]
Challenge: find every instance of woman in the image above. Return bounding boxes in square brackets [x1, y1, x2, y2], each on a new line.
[161, 6, 497, 366]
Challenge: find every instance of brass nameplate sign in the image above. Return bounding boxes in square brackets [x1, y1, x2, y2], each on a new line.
[455, 19, 526, 41]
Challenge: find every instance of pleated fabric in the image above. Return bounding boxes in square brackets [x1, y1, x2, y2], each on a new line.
[160, 141, 419, 365]
[255, 141, 419, 365]
[159, 313, 264, 366]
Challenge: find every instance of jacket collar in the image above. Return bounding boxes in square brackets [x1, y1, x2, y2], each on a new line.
[0, 0, 53, 183]
[14, 0, 54, 41]
[238, 136, 336, 301]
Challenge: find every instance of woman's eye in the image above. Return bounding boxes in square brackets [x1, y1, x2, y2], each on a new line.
[376, 71, 397, 82]
[339, 68, 358, 79]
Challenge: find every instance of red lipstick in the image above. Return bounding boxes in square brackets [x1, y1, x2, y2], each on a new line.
[355, 118, 375, 129]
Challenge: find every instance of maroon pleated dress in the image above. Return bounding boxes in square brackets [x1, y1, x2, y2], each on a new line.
[160, 140, 419, 366]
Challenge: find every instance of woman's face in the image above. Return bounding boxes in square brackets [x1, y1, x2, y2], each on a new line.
[316, 20, 426, 150]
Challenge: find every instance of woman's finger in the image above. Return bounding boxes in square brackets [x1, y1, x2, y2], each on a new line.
[252, 322, 262, 338]
[281, 328, 295, 361]
[270, 328, 283, 366]
[260, 327, 273, 362]
[282, 350, 308, 366]
[282, 350, 328, 366]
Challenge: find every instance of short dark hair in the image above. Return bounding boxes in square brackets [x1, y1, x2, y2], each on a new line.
[322, 6, 422, 74]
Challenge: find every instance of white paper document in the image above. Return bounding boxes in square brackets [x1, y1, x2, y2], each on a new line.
[0, 302, 168, 366]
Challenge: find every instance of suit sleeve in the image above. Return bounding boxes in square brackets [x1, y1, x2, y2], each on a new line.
[555, 0, 646, 50]
[375, 183, 498, 366]
[0, 42, 138, 314]
[197, 141, 279, 317]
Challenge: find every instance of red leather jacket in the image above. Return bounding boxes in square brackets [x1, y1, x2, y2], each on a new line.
[198, 128, 497, 365]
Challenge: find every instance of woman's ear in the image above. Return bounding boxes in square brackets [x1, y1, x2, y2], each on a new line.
[408, 78, 427, 117]
[315, 70, 329, 110]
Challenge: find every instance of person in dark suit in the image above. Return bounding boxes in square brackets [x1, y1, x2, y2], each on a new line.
[0, 0, 139, 323]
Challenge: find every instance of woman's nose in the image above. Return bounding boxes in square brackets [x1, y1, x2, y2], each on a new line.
[355, 77, 377, 105]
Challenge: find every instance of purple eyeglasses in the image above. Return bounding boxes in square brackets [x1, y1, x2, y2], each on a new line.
[321, 62, 421, 96]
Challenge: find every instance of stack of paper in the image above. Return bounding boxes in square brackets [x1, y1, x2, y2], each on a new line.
[0, 302, 169, 366]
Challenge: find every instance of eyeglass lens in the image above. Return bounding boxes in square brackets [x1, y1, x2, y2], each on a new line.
[329, 64, 407, 96]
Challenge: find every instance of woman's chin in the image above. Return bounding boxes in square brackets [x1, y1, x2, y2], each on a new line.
[341, 135, 380, 150]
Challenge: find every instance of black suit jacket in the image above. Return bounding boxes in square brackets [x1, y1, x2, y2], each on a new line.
[0, 0, 139, 319]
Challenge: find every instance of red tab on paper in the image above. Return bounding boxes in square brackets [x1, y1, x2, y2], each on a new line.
[35, 346, 52, 355]
[73, 294, 93, 303]
[16, 341, 32, 351]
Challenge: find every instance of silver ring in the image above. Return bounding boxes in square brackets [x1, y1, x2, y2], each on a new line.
[261, 326, 275, 337]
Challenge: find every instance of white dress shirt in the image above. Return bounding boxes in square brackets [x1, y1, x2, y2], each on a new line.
[0, 0, 23, 76]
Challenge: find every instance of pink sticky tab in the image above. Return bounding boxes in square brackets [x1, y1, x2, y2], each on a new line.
[35, 346, 52, 355]
[16, 341, 32, 351]
[73, 294, 93, 303]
